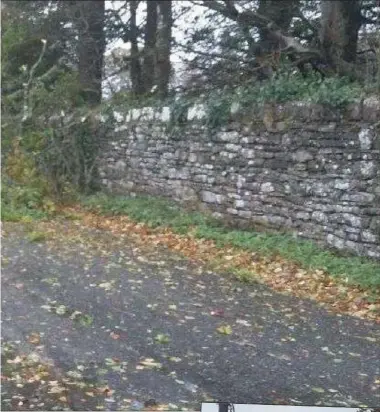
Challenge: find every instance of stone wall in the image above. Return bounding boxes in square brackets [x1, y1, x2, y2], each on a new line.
[99, 99, 380, 259]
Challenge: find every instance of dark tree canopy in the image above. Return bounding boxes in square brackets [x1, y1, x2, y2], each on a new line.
[2, 0, 379, 106]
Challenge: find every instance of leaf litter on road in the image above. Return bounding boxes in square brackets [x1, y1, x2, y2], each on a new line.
[40, 301, 94, 326]
[51, 207, 380, 323]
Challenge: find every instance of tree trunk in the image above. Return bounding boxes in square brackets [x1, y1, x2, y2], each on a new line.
[257, 0, 299, 52]
[129, 0, 144, 96]
[77, 0, 105, 106]
[320, 0, 361, 76]
[256, 0, 300, 77]
[142, 0, 158, 94]
[156, 0, 172, 98]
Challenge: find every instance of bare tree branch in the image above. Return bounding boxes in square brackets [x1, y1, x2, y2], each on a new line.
[175, 40, 255, 64]
[199, 0, 321, 58]
[21, 39, 48, 130]
[199, 0, 271, 28]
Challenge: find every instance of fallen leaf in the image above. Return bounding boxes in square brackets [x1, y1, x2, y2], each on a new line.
[7, 356, 23, 364]
[69, 311, 83, 320]
[66, 370, 83, 379]
[55, 305, 67, 315]
[26, 352, 41, 363]
[139, 358, 162, 369]
[48, 385, 66, 394]
[168, 357, 182, 363]
[79, 314, 93, 326]
[28, 332, 41, 345]
[267, 352, 292, 361]
[154, 334, 170, 344]
[236, 319, 251, 327]
[216, 325, 232, 335]
[98, 281, 114, 291]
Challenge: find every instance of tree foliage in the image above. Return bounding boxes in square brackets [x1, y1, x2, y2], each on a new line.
[177, 0, 379, 91]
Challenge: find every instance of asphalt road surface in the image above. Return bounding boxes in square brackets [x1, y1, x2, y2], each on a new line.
[2, 221, 380, 410]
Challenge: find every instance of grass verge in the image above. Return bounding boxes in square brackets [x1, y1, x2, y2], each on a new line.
[81, 193, 380, 292]
[1, 179, 52, 223]
[1, 204, 50, 222]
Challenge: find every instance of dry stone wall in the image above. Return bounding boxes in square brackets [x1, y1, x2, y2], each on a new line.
[99, 99, 380, 259]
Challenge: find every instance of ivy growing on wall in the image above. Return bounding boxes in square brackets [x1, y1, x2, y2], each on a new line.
[109, 71, 365, 130]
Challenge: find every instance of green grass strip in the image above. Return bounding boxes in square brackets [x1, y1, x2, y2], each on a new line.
[81, 193, 380, 291]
